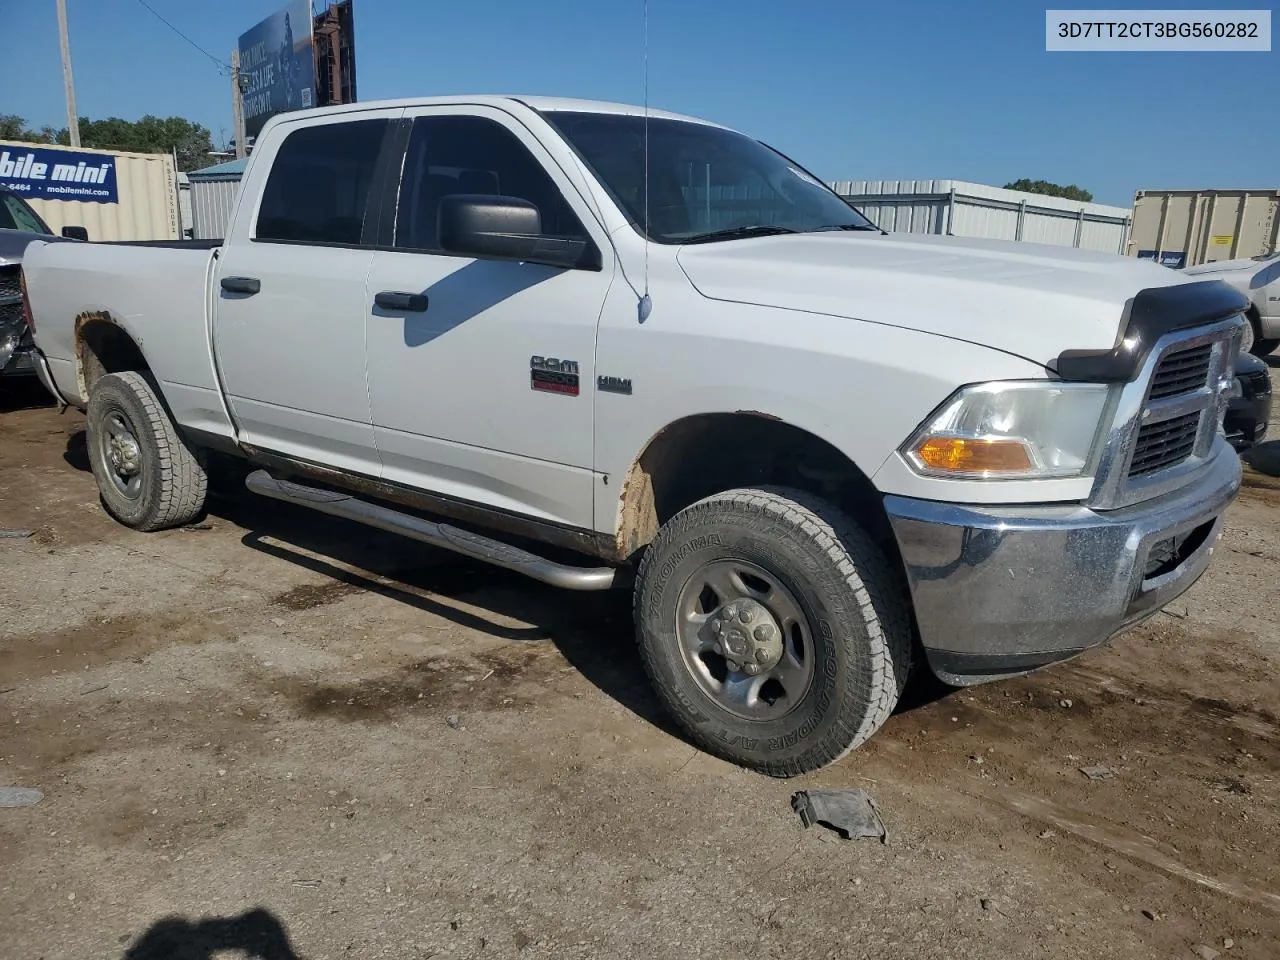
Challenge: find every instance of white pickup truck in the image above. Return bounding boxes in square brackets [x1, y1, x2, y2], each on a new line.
[21, 96, 1248, 776]
[1184, 251, 1280, 357]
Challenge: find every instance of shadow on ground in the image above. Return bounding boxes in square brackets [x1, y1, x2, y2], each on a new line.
[60, 429, 956, 735]
[209, 471, 676, 737]
[1243, 438, 1280, 477]
[63, 426, 90, 471]
[0, 377, 56, 413]
[122, 908, 300, 960]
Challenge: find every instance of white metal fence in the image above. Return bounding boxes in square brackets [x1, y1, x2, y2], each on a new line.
[830, 179, 1132, 254]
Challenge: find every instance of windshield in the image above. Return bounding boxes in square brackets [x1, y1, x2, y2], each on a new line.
[0, 191, 52, 234]
[544, 112, 875, 243]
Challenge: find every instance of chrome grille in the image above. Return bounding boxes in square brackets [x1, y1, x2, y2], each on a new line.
[1148, 343, 1212, 400]
[0, 266, 23, 338]
[0, 266, 19, 302]
[1088, 315, 1243, 510]
[1129, 412, 1201, 477]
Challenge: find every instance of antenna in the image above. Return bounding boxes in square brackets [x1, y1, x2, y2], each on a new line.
[638, 0, 653, 323]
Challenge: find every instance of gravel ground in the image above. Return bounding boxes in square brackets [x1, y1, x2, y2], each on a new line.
[1, 368, 1278, 960]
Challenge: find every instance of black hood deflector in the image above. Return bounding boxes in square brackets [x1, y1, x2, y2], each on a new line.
[1054, 279, 1248, 382]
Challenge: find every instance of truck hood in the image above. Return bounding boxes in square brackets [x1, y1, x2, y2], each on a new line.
[0, 228, 55, 267]
[1184, 253, 1279, 277]
[675, 231, 1193, 367]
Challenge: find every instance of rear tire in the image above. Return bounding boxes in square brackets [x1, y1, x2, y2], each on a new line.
[86, 371, 207, 531]
[634, 486, 913, 777]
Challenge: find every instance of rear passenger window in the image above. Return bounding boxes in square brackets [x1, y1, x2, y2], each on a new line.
[394, 116, 588, 252]
[256, 119, 388, 245]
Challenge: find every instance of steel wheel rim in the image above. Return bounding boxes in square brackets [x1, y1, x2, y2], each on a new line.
[675, 559, 816, 721]
[99, 408, 143, 500]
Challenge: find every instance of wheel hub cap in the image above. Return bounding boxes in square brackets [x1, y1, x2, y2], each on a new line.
[712, 598, 783, 675]
[108, 435, 141, 475]
[675, 559, 816, 721]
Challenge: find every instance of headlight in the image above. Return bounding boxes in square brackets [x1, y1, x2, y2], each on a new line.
[902, 381, 1115, 480]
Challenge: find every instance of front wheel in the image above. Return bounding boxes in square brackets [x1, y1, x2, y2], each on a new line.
[86, 371, 207, 531]
[1242, 313, 1279, 358]
[634, 487, 913, 777]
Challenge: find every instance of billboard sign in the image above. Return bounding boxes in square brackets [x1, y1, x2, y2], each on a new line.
[0, 144, 119, 204]
[238, 1, 316, 139]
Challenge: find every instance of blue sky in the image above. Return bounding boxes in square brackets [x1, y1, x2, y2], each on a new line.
[7, 0, 1276, 206]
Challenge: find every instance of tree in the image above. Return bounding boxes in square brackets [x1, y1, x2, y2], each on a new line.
[73, 115, 217, 172]
[0, 114, 216, 171]
[1003, 179, 1094, 202]
[0, 115, 58, 144]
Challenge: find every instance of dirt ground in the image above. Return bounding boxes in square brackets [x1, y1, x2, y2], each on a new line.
[2, 370, 1278, 960]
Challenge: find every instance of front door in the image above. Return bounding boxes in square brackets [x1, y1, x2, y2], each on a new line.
[363, 107, 615, 529]
[214, 111, 400, 476]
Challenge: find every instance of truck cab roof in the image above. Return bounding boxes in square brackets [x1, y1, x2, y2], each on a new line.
[255, 95, 724, 133]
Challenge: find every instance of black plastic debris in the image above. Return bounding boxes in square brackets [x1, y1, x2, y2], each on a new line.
[791, 789, 887, 842]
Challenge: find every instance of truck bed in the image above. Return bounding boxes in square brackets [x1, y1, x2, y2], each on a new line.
[22, 238, 236, 443]
[99, 239, 223, 250]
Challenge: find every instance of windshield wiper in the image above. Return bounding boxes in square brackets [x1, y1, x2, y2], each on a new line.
[682, 225, 800, 244]
[811, 223, 887, 234]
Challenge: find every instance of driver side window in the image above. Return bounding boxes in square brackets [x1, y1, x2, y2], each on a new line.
[394, 116, 588, 253]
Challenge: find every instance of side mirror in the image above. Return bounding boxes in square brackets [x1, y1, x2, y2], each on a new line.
[61, 225, 89, 241]
[437, 194, 599, 270]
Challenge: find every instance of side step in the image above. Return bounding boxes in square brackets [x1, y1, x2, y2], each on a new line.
[244, 470, 619, 592]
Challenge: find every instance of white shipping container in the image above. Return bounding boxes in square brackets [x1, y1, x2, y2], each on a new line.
[829, 179, 1132, 254]
[0, 139, 181, 242]
[1126, 189, 1279, 269]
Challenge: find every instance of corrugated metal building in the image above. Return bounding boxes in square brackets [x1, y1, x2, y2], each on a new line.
[830, 179, 1132, 254]
[187, 157, 247, 240]
[0, 139, 181, 241]
[181, 161, 1136, 254]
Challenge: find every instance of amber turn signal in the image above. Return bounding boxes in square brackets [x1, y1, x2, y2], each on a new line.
[913, 437, 1034, 475]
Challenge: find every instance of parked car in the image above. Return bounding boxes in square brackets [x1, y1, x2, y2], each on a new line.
[20, 96, 1248, 776]
[0, 186, 86, 377]
[1184, 251, 1280, 357]
[1225, 352, 1273, 450]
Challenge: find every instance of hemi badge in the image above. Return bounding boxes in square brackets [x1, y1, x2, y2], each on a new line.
[597, 375, 632, 395]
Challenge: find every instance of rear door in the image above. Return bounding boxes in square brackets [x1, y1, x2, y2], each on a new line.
[213, 110, 400, 475]
[361, 107, 616, 528]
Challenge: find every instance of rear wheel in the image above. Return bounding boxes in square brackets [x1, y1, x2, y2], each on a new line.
[86, 371, 207, 531]
[634, 487, 913, 777]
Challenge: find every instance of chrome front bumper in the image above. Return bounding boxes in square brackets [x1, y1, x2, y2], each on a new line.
[885, 439, 1241, 685]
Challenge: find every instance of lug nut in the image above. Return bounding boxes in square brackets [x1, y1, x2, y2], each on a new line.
[755, 649, 770, 663]
[740, 608, 753, 624]
[753, 624, 774, 642]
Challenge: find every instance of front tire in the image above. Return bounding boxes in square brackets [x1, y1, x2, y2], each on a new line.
[634, 487, 913, 777]
[1242, 313, 1279, 358]
[86, 371, 207, 531]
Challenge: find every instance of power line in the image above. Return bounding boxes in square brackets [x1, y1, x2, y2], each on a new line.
[134, 0, 230, 75]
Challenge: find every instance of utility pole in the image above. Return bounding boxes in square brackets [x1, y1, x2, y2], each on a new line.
[230, 47, 246, 159]
[56, 0, 81, 147]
